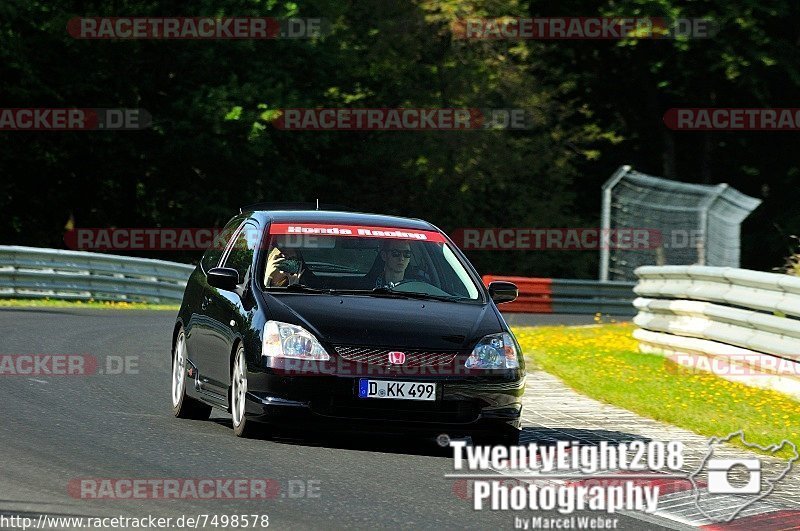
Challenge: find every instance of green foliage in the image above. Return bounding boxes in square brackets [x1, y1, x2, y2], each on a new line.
[780, 237, 800, 275]
[1, 0, 798, 276]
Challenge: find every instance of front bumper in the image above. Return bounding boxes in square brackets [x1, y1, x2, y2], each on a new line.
[243, 368, 525, 434]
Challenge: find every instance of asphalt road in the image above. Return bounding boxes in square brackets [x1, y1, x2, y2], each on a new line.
[0, 309, 658, 530]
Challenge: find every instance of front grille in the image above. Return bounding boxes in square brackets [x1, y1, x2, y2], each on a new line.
[334, 346, 459, 367]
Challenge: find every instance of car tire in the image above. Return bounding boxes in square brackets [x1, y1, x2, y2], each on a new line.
[472, 429, 520, 447]
[172, 329, 212, 420]
[231, 344, 256, 438]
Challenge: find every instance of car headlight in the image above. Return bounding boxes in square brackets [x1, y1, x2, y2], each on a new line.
[465, 332, 520, 369]
[263, 320, 330, 361]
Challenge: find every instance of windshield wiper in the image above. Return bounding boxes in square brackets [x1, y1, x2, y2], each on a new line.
[266, 284, 332, 294]
[267, 285, 463, 301]
[323, 287, 409, 298]
[330, 287, 462, 302]
[388, 291, 463, 302]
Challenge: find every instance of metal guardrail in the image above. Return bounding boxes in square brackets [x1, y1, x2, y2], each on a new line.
[633, 265, 800, 399]
[0, 246, 637, 312]
[482, 275, 637, 315]
[0, 246, 195, 303]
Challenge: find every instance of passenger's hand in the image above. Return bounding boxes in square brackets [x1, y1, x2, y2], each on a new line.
[265, 248, 302, 286]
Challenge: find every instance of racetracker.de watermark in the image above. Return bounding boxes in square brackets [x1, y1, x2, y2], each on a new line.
[68, 478, 321, 499]
[664, 353, 800, 377]
[664, 108, 800, 131]
[65, 228, 240, 251]
[451, 17, 717, 40]
[451, 228, 662, 251]
[0, 355, 138, 376]
[266, 357, 485, 378]
[271, 108, 534, 130]
[64, 226, 709, 251]
[0, 108, 150, 131]
[67, 17, 329, 39]
[64, 225, 446, 250]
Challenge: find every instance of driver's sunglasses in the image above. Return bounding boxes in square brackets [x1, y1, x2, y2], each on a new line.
[390, 250, 412, 259]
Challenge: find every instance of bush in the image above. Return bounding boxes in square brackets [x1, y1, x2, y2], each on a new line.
[780, 237, 800, 276]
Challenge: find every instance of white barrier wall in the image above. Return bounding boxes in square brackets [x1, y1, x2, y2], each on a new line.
[633, 265, 800, 399]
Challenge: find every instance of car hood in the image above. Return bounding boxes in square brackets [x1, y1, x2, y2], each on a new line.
[262, 293, 502, 351]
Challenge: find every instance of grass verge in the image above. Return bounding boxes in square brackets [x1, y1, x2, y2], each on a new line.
[0, 298, 179, 311]
[513, 322, 800, 458]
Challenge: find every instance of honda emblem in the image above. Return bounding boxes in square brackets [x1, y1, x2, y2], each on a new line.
[388, 351, 406, 365]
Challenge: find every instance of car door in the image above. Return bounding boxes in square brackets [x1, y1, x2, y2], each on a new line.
[187, 215, 247, 399]
[196, 220, 258, 398]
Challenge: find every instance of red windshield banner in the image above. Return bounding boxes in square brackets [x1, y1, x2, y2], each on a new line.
[269, 223, 447, 242]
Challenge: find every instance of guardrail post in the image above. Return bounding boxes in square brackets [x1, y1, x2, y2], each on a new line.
[599, 165, 631, 281]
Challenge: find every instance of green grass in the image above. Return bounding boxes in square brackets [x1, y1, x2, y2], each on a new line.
[513, 323, 800, 458]
[0, 298, 179, 311]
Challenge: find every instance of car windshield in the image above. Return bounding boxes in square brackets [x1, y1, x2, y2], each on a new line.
[261, 223, 482, 301]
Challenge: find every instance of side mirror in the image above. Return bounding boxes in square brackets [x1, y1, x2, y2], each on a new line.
[207, 267, 240, 291]
[488, 281, 518, 304]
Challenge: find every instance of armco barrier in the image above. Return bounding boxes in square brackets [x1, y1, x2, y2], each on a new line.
[483, 275, 636, 315]
[0, 246, 195, 303]
[633, 265, 800, 398]
[0, 246, 636, 312]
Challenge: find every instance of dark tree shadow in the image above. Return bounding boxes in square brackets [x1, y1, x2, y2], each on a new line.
[207, 417, 648, 458]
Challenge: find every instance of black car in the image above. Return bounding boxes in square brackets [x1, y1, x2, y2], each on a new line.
[171, 208, 525, 444]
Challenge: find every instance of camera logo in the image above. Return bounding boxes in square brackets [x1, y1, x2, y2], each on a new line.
[707, 458, 761, 494]
[689, 430, 798, 523]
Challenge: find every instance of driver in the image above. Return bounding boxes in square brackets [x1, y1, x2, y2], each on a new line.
[375, 240, 414, 288]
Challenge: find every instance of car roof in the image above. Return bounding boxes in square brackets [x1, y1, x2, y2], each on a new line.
[248, 210, 438, 232]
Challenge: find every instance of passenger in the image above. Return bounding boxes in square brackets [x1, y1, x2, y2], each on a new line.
[265, 246, 305, 287]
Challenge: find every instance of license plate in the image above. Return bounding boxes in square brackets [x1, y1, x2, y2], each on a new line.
[358, 379, 436, 401]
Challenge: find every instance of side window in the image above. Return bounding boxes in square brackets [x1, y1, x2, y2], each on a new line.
[200, 216, 246, 272]
[222, 222, 258, 284]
